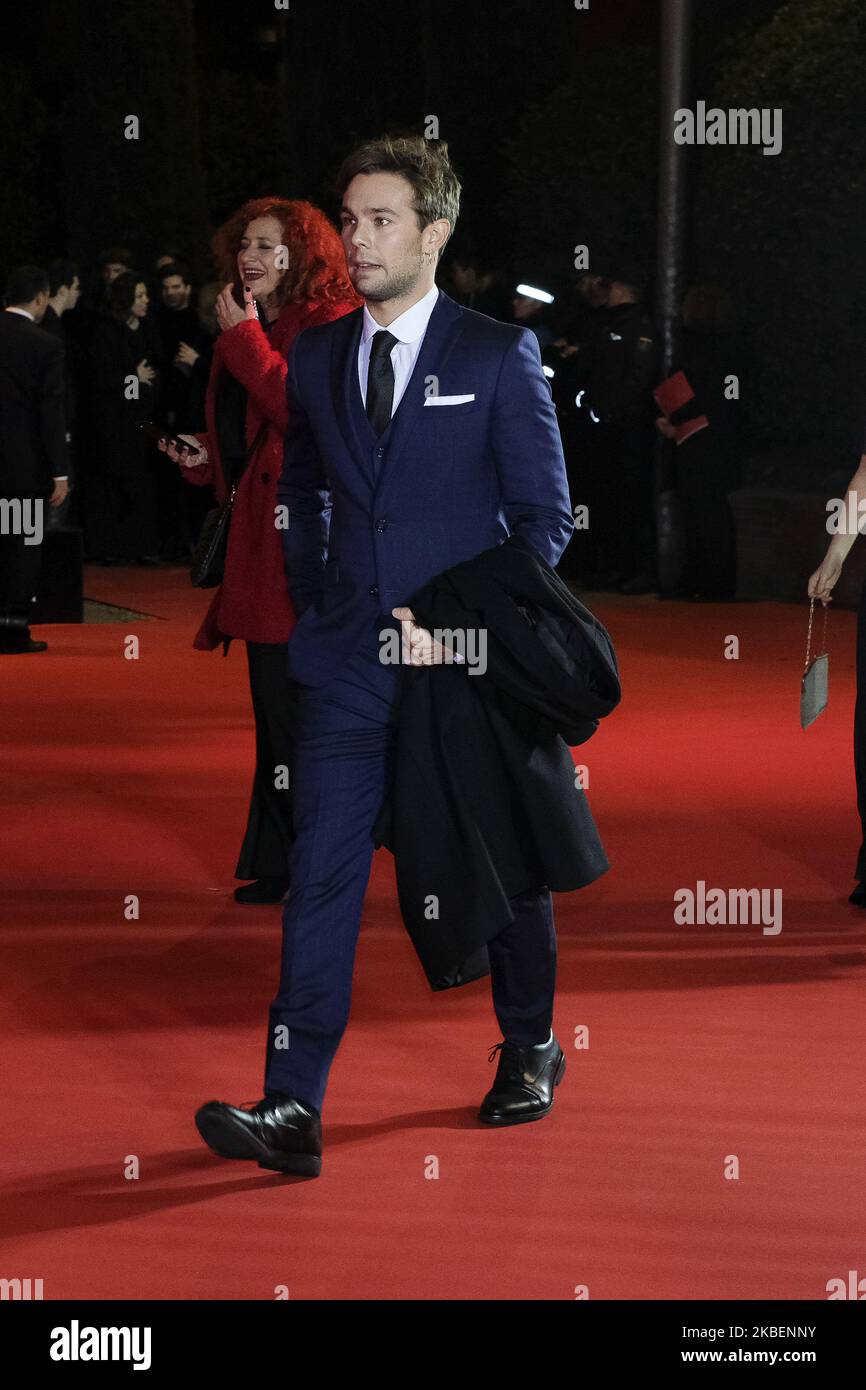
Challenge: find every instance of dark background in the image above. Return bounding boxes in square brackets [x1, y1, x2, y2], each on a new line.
[2, 0, 864, 472]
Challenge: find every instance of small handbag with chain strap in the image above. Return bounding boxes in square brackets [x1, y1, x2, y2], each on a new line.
[800, 596, 829, 730]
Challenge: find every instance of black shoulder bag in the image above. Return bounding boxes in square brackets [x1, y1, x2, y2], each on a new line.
[190, 419, 268, 589]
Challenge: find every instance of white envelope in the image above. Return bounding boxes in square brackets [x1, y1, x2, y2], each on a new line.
[423, 394, 476, 406]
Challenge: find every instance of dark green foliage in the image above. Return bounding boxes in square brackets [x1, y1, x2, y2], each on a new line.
[503, 0, 866, 467]
[503, 44, 659, 292]
[696, 0, 866, 464]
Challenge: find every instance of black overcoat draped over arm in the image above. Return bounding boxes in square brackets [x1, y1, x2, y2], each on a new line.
[373, 534, 621, 990]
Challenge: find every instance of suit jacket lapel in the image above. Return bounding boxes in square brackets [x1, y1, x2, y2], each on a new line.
[330, 306, 374, 489]
[374, 291, 465, 506]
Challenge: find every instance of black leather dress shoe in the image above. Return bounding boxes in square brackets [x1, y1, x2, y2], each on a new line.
[195, 1096, 322, 1176]
[848, 882, 866, 907]
[479, 1033, 566, 1126]
[0, 638, 48, 654]
[233, 877, 290, 905]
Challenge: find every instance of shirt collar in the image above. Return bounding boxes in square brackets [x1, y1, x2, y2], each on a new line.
[361, 284, 440, 346]
[6, 306, 35, 322]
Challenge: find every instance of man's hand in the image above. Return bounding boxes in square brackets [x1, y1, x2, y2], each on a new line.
[392, 607, 463, 665]
[49, 478, 69, 508]
[655, 414, 677, 440]
[174, 340, 200, 368]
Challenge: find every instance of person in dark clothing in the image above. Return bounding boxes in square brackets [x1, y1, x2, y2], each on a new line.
[181, 283, 219, 435]
[581, 270, 659, 592]
[39, 260, 81, 530]
[176, 282, 219, 549]
[449, 248, 512, 322]
[94, 246, 135, 313]
[154, 248, 190, 276]
[511, 281, 556, 350]
[155, 261, 212, 428]
[808, 434, 866, 906]
[549, 274, 611, 580]
[656, 284, 741, 600]
[88, 272, 161, 564]
[154, 262, 214, 557]
[66, 251, 136, 556]
[0, 266, 69, 653]
[554, 273, 611, 359]
[41, 260, 81, 343]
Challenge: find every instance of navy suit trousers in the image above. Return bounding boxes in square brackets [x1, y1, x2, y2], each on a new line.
[263, 627, 558, 1113]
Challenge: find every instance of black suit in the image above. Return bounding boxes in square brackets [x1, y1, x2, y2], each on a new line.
[39, 306, 75, 437]
[583, 301, 660, 581]
[0, 310, 68, 643]
[39, 305, 77, 528]
[88, 315, 159, 560]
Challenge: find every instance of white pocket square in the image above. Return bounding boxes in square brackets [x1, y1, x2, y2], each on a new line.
[423, 393, 476, 406]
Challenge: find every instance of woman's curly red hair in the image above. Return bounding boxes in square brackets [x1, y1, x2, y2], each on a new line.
[211, 196, 359, 308]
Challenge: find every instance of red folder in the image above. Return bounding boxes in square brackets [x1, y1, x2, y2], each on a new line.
[654, 370, 694, 416]
[674, 414, 709, 445]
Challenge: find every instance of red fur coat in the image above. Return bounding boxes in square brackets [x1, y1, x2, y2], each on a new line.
[183, 295, 356, 649]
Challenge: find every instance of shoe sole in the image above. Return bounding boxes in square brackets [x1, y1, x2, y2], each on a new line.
[478, 1050, 566, 1127]
[195, 1108, 321, 1177]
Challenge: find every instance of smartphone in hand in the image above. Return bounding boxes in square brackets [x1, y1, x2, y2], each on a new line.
[139, 422, 201, 456]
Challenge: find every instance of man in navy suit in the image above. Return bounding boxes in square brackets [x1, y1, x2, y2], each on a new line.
[196, 137, 576, 1176]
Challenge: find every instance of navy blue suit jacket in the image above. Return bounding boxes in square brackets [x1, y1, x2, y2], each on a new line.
[277, 289, 574, 687]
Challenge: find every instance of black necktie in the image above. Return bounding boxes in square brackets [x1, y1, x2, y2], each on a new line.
[366, 330, 398, 438]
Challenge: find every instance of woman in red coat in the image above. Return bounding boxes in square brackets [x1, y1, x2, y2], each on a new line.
[161, 198, 358, 903]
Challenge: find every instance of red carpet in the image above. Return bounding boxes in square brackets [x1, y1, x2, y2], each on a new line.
[1, 565, 864, 1300]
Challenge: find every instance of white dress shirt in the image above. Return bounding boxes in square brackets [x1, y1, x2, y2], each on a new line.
[357, 283, 440, 417]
